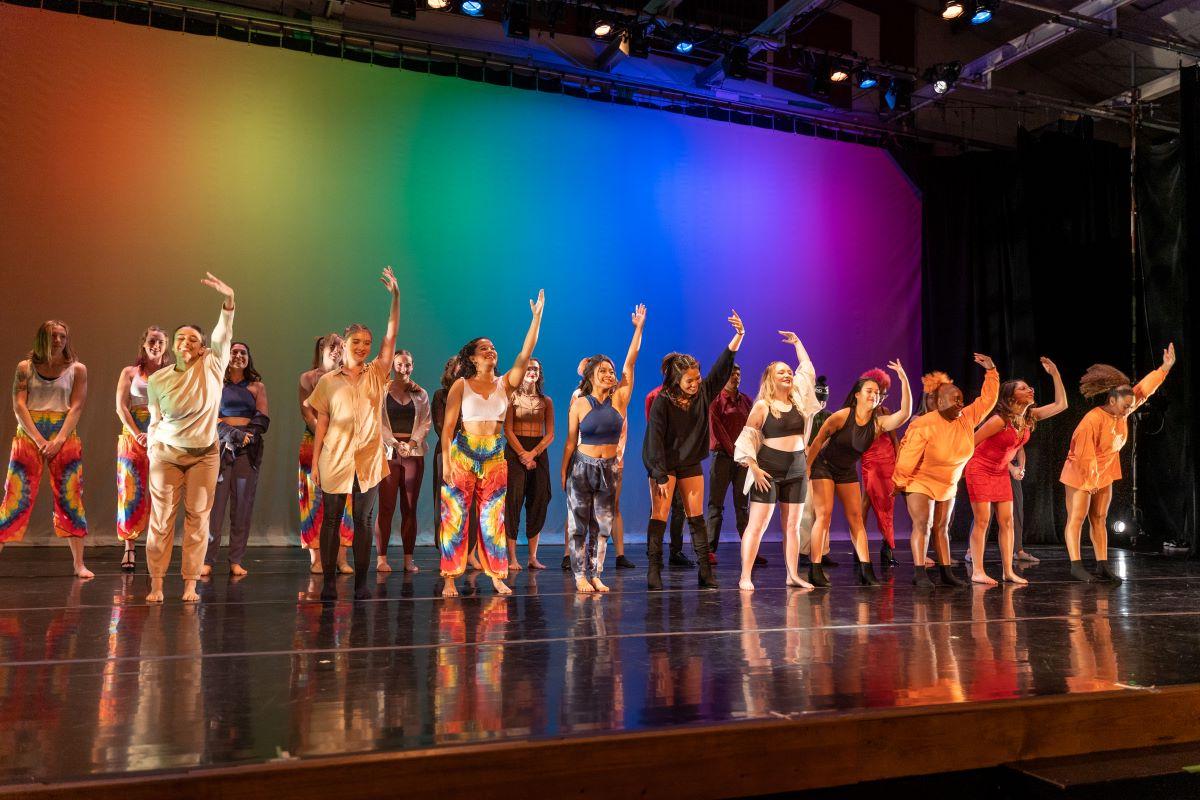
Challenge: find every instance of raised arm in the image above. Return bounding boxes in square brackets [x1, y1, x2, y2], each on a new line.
[202, 272, 236, 366]
[1132, 342, 1175, 411]
[506, 289, 545, 391]
[879, 360, 913, 432]
[779, 330, 821, 417]
[374, 266, 401, 368]
[614, 304, 646, 407]
[561, 397, 582, 490]
[806, 409, 849, 473]
[726, 309, 745, 353]
[1032, 357, 1068, 421]
[963, 354, 999, 428]
[11, 361, 46, 449]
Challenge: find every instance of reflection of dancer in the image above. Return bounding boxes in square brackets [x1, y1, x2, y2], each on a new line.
[378, 349, 431, 574]
[1060, 345, 1175, 583]
[298, 334, 354, 574]
[0, 320, 91, 577]
[504, 357, 554, 571]
[857, 369, 901, 568]
[893, 355, 998, 588]
[642, 311, 744, 590]
[562, 305, 645, 593]
[115, 326, 170, 572]
[964, 357, 1066, 585]
[807, 360, 911, 587]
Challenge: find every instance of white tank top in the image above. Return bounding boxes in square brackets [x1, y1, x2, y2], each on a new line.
[460, 376, 508, 422]
[129, 372, 150, 408]
[26, 366, 73, 413]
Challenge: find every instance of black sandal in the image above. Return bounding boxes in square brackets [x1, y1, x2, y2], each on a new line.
[121, 548, 136, 573]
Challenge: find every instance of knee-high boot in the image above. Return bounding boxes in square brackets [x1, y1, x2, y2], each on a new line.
[646, 519, 666, 591]
[688, 516, 718, 589]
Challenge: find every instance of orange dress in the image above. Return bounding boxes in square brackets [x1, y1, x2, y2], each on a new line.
[1059, 368, 1166, 493]
[892, 369, 999, 502]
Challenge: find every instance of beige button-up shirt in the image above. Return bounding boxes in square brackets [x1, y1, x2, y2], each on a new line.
[305, 358, 389, 494]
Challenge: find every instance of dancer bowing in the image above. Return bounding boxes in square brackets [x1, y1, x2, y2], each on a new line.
[1060, 344, 1175, 583]
[893, 354, 998, 588]
[964, 357, 1067, 585]
[643, 311, 744, 590]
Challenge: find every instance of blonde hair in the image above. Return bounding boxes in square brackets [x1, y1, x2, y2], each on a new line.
[29, 320, 75, 365]
[755, 361, 807, 418]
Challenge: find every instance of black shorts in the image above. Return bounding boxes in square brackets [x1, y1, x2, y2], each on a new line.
[665, 462, 704, 480]
[809, 456, 859, 485]
[749, 446, 808, 505]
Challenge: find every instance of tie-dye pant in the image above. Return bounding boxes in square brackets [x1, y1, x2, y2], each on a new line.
[298, 430, 353, 549]
[566, 453, 616, 580]
[116, 406, 151, 541]
[439, 432, 508, 579]
[0, 410, 88, 543]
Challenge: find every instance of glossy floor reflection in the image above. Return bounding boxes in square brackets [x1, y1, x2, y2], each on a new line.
[1, 543, 1198, 787]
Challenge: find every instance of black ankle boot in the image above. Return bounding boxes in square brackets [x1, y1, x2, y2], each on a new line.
[912, 566, 934, 588]
[688, 516, 718, 589]
[646, 519, 666, 590]
[880, 542, 898, 567]
[855, 559, 880, 586]
[1069, 559, 1098, 583]
[1094, 560, 1123, 584]
[809, 563, 831, 588]
[937, 564, 964, 587]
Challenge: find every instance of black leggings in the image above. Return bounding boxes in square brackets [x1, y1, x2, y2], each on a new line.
[505, 434, 551, 541]
[320, 477, 379, 592]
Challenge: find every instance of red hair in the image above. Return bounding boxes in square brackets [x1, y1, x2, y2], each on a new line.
[860, 368, 891, 393]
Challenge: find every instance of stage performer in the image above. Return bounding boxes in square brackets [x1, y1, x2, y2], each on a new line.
[732, 332, 822, 592]
[562, 304, 645, 593]
[0, 320, 91, 577]
[203, 342, 270, 576]
[378, 349, 431, 574]
[1060, 344, 1175, 583]
[893, 354, 998, 588]
[642, 310, 744, 590]
[644, 376, 694, 569]
[298, 335, 354, 574]
[964, 357, 1067, 585]
[115, 326, 171, 571]
[807, 360, 912, 587]
[306, 266, 401, 602]
[857, 369, 901, 568]
[439, 290, 545, 597]
[706, 365, 753, 563]
[144, 274, 237, 602]
[504, 357, 554, 572]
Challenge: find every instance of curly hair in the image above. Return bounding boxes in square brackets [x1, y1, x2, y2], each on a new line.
[860, 368, 891, 393]
[578, 354, 614, 397]
[439, 355, 459, 391]
[662, 352, 700, 404]
[1080, 363, 1133, 401]
[995, 379, 1037, 433]
[453, 338, 488, 380]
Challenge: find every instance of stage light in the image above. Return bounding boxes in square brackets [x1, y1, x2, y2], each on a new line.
[593, 20, 613, 38]
[883, 77, 912, 111]
[942, 1, 964, 20]
[461, 0, 483, 16]
[724, 44, 750, 80]
[971, 2, 993, 25]
[390, 0, 416, 18]
[676, 40, 694, 54]
[1113, 520, 1128, 533]
[926, 61, 961, 95]
[427, 0, 449, 7]
[857, 69, 878, 89]
[830, 63, 849, 83]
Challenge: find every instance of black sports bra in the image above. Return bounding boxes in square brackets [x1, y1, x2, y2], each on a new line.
[761, 403, 806, 438]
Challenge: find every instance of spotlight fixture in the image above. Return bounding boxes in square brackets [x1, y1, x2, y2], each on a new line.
[676, 40, 694, 54]
[830, 64, 849, 83]
[390, 0, 416, 17]
[460, 0, 483, 16]
[502, 0, 528, 39]
[971, 1, 993, 25]
[883, 77, 912, 111]
[427, 0, 448, 7]
[856, 68, 878, 90]
[627, 21, 652, 58]
[1113, 520, 1128, 533]
[942, 1, 964, 20]
[926, 61, 961, 95]
[593, 19, 613, 38]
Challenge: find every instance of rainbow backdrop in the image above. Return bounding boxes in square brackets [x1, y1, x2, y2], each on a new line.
[0, 5, 921, 540]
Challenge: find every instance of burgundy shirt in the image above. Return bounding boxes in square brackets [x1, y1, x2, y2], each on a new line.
[709, 390, 752, 455]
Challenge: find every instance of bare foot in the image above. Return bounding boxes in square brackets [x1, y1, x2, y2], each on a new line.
[230, 563, 248, 577]
[338, 561, 354, 575]
[786, 575, 814, 589]
[182, 580, 200, 602]
[310, 560, 323, 574]
[404, 559, 420, 573]
[576, 577, 595, 594]
[441, 579, 459, 598]
[200, 564, 213, 577]
[590, 577, 610, 593]
[509, 559, 524, 572]
[376, 557, 392, 573]
[491, 577, 513, 595]
[74, 565, 95, 580]
[146, 589, 164, 603]
[1003, 572, 1029, 585]
[739, 579, 755, 592]
[468, 552, 483, 572]
[971, 571, 998, 586]
[528, 559, 547, 570]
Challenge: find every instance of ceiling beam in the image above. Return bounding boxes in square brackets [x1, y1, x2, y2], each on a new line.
[1103, 62, 1197, 107]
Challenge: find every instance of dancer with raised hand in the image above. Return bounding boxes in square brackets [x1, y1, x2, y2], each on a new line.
[307, 267, 401, 602]
[144, 274, 237, 602]
[562, 304, 645, 594]
[1060, 344, 1175, 583]
[643, 310, 744, 590]
[965, 357, 1067, 585]
[115, 326, 170, 572]
[504, 357, 554, 571]
[857, 369, 901, 568]
[893, 354, 998, 588]
[0, 320, 91, 577]
[733, 331, 822, 592]
[378, 349, 432, 574]
[298, 335, 354, 574]
[439, 290, 546, 597]
[806, 360, 912, 587]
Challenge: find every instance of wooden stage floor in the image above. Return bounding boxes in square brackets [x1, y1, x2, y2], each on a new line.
[2, 543, 1200, 798]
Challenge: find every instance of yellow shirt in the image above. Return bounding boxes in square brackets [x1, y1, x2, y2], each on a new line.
[147, 307, 233, 449]
[306, 359, 389, 494]
[1060, 368, 1166, 492]
[893, 369, 999, 502]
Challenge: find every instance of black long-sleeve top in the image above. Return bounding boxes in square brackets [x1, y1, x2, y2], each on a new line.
[642, 347, 736, 483]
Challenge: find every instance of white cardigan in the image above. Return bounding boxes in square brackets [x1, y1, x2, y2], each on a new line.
[732, 358, 819, 496]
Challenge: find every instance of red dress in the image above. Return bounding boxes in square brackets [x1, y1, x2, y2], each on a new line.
[963, 421, 1030, 503]
[860, 434, 897, 547]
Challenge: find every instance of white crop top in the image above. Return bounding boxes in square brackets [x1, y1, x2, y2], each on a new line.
[460, 376, 508, 422]
[26, 366, 74, 413]
[129, 372, 150, 408]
